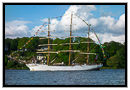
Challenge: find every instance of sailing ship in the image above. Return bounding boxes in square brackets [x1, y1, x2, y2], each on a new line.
[26, 13, 103, 71]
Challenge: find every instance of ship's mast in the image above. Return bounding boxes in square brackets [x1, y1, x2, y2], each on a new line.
[69, 13, 73, 66]
[86, 24, 91, 64]
[35, 14, 98, 66]
[47, 18, 50, 65]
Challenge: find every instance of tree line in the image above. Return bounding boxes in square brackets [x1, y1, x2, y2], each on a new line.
[5, 37, 126, 69]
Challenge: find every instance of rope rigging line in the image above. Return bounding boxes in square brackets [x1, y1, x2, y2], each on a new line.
[16, 13, 107, 63]
[74, 14, 89, 26]
[19, 22, 47, 50]
[50, 56, 58, 64]
[94, 55, 98, 62]
[89, 44, 98, 53]
[74, 14, 106, 60]
[49, 13, 69, 19]
[72, 56, 79, 63]
[91, 29, 106, 60]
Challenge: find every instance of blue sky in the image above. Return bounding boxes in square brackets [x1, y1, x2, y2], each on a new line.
[5, 5, 125, 31]
[5, 5, 70, 24]
[5, 5, 125, 20]
[92, 5, 125, 19]
[5, 5, 125, 43]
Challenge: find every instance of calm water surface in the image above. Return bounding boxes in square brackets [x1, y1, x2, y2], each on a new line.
[5, 69, 125, 85]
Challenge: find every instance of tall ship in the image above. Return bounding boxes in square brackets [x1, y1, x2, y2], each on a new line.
[26, 13, 105, 71]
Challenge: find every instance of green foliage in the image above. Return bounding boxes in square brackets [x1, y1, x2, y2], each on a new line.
[75, 54, 86, 64]
[5, 38, 11, 54]
[6, 60, 28, 69]
[102, 41, 125, 67]
[5, 55, 8, 65]
[107, 55, 120, 68]
[5, 37, 126, 69]
[26, 37, 39, 51]
[103, 41, 123, 58]
[10, 39, 18, 51]
[116, 45, 125, 68]
[106, 44, 125, 68]
[6, 61, 16, 68]
[17, 37, 29, 49]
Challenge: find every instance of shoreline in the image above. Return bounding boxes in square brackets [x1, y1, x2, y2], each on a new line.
[5, 67, 125, 70]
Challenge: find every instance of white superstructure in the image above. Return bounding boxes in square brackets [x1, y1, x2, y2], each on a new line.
[26, 64, 103, 71]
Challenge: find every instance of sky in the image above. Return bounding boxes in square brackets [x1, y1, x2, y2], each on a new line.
[5, 5, 125, 44]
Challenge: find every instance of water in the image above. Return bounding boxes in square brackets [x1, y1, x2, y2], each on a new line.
[5, 69, 125, 85]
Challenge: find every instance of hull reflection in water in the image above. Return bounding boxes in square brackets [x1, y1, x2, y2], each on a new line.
[26, 64, 103, 71]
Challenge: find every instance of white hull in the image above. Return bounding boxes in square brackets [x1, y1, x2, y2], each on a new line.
[26, 64, 103, 71]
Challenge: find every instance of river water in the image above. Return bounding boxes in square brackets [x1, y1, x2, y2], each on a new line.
[5, 69, 125, 85]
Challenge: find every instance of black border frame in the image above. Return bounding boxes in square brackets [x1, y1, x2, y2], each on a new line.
[3, 2, 127, 87]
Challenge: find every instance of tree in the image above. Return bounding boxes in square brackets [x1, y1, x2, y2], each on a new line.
[116, 45, 125, 68]
[10, 39, 18, 51]
[5, 38, 11, 54]
[103, 41, 123, 58]
[26, 37, 39, 51]
[7, 61, 15, 68]
[107, 55, 119, 68]
[17, 37, 29, 49]
[107, 44, 125, 68]
[5, 55, 8, 66]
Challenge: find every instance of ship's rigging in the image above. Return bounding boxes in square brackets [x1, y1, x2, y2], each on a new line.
[18, 13, 106, 65]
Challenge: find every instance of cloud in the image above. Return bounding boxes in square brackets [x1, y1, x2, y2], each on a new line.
[59, 5, 96, 31]
[14, 5, 124, 44]
[115, 14, 125, 31]
[97, 33, 125, 44]
[5, 20, 31, 38]
[42, 5, 125, 44]
[88, 14, 125, 44]
[40, 18, 48, 23]
[31, 18, 60, 37]
[31, 25, 48, 37]
[89, 18, 98, 27]
[89, 13, 125, 37]
[37, 5, 97, 38]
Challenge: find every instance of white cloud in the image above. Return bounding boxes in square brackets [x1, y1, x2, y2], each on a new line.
[37, 5, 97, 38]
[32, 5, 125, 44]
[5, 20, 31, 38]
[98, 33, 125, 44]
[31, 18, 60, 37]
[92, 14, 125, 36]
[50, 18, 59, 31]
[89, 18, 98, 26]
[59, 5, 96, 31]
[99, 16, 115, 29]
[89, 14, 125, 44]
[115, 14, 125, 31]
[64, 5, 96, 19]
[40, 18, 48, 23]
[88, 32, 125, 44]
[14, 5, 124, 44]
[31, 25, 48, 37]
